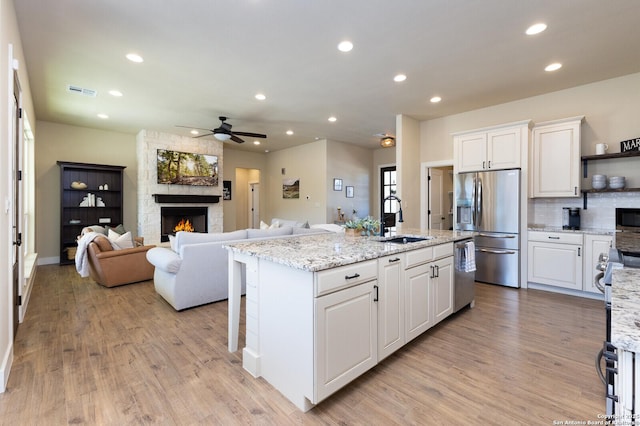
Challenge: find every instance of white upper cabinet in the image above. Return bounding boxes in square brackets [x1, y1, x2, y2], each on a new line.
[453, 121, 530, 173]
[530, 116, 583, 198]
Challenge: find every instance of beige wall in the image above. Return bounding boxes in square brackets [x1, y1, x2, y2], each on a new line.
[222, 148, 267, 231]
[266, 140, 328, 225]
[35, 121, 137, 262]
[420, 72, 640, 163]
[396, 115, 421, 229]
[326, 140, 372, 222]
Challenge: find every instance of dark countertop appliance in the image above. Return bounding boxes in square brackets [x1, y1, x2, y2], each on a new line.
[562, 207, 581, 230]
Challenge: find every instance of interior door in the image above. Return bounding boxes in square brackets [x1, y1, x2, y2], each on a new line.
[428, 168, 444, 229]
[12, 71, 23, 338]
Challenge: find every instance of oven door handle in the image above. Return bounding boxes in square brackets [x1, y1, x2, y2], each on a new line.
[594, 271, 605, 293]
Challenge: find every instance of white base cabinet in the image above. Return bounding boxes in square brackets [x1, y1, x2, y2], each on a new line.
[377, 254, 405, 360]
[528, 231, 583, 291]
[315, 280, 378, 403]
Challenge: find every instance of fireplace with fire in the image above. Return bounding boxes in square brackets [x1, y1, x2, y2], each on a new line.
[160, 207, 208, 242]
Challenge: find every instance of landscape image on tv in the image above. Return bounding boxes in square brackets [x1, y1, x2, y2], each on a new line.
[157, 149, 219, 186]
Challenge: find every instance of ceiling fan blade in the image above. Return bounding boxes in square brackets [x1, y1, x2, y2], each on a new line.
[233, 131, 267, 138]
[175, 125, 213, 132]
[194, 132, 214, 138]
[230, 134, 245, 143]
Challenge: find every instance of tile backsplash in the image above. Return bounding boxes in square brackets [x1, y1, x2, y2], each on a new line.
[529, 192, 640, 230]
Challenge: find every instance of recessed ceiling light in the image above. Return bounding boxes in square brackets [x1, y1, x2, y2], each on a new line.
[97, 113, 109, 119]
[264, 149, 270, 153]
[545, 62, 562, 72]
[430, 96, 442, 103]
[255, 93, 266, 100]
[394, 74, 407, 82]
[108, 90, 123, 97]
[126, 53, 144, 63]
[190, 130, 199, 135]
[328, 116, 337, 122]
[253, 140, 261, 145]
[526, 23, 547, 35]
[337, 40, 353, 52]
[286, 130, 294, 135]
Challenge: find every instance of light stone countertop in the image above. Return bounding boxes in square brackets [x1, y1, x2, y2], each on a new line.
[223, 228, 475, 272]
[527, 225, 614, 236]
[611, 268, 640, 353]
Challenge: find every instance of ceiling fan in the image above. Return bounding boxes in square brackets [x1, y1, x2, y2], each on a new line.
[177, 116, 267, 143]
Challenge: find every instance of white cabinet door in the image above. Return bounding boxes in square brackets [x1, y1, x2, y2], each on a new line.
[315, 280, 377, 403]
[455, 132, 487, 172]
[527, 241, 583, 290]
[487, 127, 521, 170]
[404, 263, 432, 342]
[584, 234, 612, 293]
[531, 117, 582, 197]
[377, 254, 405, 361]
[432, 256, 454, 325]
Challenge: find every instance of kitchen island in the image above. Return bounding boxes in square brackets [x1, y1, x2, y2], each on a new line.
[224, 229, 474, 411]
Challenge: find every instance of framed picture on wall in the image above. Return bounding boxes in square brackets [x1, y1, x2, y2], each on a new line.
[333, 178, 343, 191]
[346, 186, 354, 198]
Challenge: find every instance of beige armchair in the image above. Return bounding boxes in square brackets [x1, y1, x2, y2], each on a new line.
[86, 236, 155, 287]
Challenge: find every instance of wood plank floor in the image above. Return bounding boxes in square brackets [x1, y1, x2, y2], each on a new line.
[0, 265, 606, 425]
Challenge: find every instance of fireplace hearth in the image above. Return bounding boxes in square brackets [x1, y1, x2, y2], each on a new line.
[160, 207, 208, 242]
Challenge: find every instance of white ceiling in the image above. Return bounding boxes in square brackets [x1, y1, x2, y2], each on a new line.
[13, 0, 640, 152]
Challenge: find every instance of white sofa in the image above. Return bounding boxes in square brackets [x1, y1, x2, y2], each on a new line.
[146, 225, 329, 310]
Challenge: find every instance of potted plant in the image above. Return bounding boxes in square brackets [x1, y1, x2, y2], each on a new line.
[344, 219, 362, 237]
[343, 216, 380, 237]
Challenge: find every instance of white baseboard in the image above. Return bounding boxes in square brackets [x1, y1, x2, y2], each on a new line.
[37, 256, 59, 265]
[0, 341, 13, 393]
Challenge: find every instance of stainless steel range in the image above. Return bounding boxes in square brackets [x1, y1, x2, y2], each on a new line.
[596, 208, 640, 416]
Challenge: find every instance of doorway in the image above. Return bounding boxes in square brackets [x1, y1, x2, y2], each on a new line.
[380, 166, 397, 235]
[426, 165, 453, 230]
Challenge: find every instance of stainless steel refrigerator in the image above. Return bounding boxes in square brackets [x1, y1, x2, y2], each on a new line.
[454, 169, 520, 288]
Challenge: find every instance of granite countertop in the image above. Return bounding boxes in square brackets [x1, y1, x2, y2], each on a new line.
[527, 225, 614, 235]
[223, 228, 475, 272]
[611, 268, 640, 353]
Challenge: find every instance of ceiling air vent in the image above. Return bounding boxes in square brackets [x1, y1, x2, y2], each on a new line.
[67, 85, 97, 97]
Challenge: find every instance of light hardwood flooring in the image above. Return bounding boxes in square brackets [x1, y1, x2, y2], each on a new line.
[0, 264, 606, 425]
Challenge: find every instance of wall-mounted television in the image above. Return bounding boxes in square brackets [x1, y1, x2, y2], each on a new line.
[157, 149, 219, 186]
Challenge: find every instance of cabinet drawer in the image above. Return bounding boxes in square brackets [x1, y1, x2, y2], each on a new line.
[528, 231, 583, 245]
[315, 260, 377, 296]
[405, 247, 434, 269]
[433, 242, 453, 260]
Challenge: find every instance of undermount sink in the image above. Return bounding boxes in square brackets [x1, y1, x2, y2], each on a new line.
[384, 236, 433, 244]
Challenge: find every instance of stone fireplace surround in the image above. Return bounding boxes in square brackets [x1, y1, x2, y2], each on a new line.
[137, 130, 224, 245]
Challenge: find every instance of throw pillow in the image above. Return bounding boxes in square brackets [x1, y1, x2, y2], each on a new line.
[260, 220, 269, 230]
[108, 229, 134, 250]
[106, 224, 127, 235]
[302, 221, 310, 229]
[168, 234, 176, 251]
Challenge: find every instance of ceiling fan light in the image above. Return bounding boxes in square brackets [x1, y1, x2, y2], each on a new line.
[214, 133, 231, 141]
[380, 136, 395, 148]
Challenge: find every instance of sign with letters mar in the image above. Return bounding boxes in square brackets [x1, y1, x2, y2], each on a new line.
[620, 137, 640, 152]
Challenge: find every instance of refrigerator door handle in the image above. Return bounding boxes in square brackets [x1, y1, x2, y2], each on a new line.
[477, 248, 516, 255]
[471, 176, 477, 226]
[476, 177, 483, 227]
[477, 233, 516, 238]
